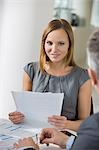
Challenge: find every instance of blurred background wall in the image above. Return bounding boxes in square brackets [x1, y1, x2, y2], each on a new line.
[0, 0, 53, 118]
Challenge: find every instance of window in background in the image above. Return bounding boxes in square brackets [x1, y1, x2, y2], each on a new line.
[53, 0, 73, 24]
[91, 0, 99, 27]
[53, 0, 93, 27]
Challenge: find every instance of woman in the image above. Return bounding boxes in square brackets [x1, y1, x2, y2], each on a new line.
[9, 19, 92, 131]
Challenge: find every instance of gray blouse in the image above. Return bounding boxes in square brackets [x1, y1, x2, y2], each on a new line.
[24, 62, 90, 120]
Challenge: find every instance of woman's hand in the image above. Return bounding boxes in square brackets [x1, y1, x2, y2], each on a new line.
[48, 115, 67, 130]
[13, 137, 39, 150]
[8, 111, 25, 124]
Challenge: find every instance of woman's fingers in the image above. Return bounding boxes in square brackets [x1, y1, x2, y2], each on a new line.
[9, 111, 24, 124]
[48, 115, 67, 129]
[48, 115, 67, 121]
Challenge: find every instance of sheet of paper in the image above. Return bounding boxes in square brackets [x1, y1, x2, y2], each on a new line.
[0, 119, 66, 150]
[0, 119, 38, 150]
[12, 91, 64, 128]
[0, 119, 36, 137]
[40, 143, 66, 150]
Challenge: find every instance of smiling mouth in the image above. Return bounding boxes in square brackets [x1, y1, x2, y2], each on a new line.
[51, 54, 60, 57]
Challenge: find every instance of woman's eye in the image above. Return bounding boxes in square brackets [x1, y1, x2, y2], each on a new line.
[46, 41, 53, 45]
[59, 42, 65, 45]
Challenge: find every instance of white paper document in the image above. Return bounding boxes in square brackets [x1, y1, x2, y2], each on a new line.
[0, 119, 69, 150]
[0, 119, 66, 150]
[12, 91, 64, 128]
[0, 119, 38, 150]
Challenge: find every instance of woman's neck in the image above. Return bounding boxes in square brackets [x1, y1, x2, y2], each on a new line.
[45, 62, 73, 76]
[49, 62, 65, 70]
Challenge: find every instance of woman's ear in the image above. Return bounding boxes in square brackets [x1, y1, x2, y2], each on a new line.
[88, 68, 97, 86]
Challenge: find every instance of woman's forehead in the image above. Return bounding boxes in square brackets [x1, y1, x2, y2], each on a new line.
[46, 29, 69, 40]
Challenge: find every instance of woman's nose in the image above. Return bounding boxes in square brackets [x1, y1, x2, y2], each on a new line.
[52, 44, 58, 52]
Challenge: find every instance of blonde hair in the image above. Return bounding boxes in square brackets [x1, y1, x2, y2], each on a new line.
[39, 19, 75, 72]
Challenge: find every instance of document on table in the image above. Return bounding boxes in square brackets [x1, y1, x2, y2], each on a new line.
[0, 119, 38, 150]
[0, 119, 66, 150]
[12, 91, 64, 128]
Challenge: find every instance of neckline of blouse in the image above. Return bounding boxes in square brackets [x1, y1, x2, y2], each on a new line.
[45, 65, 78, 78]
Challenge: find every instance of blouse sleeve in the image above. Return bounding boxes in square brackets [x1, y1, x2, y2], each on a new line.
[24, 62, 38, 81]
[79, 69, 90, 87]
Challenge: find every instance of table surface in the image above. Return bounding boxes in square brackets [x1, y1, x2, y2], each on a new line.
[0, 119, 66, 150]
[40, 144, 66, 150]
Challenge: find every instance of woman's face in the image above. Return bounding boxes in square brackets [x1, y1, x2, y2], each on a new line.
[44, 29, 69, 63]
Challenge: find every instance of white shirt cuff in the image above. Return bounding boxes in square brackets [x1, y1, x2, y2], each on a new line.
[66, 135, 75, 150]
